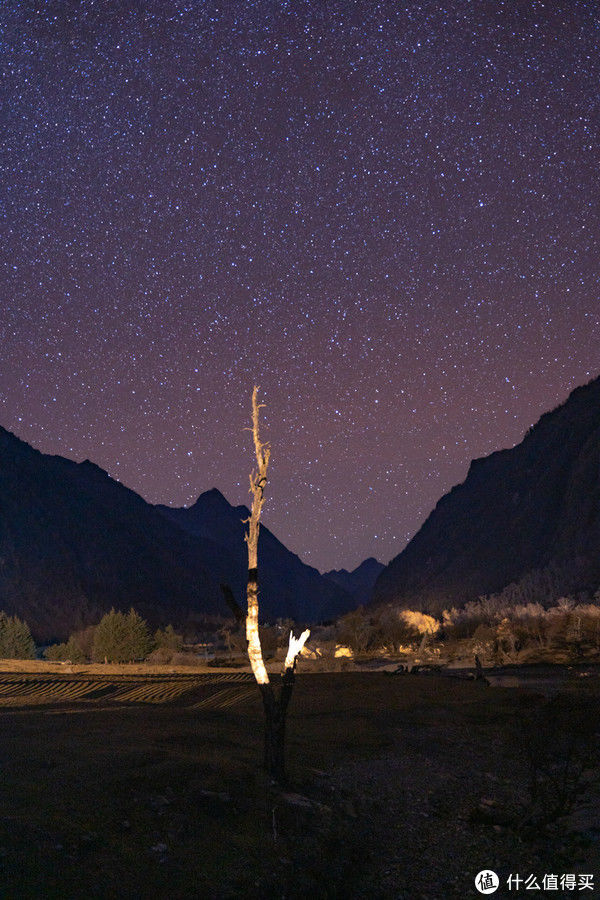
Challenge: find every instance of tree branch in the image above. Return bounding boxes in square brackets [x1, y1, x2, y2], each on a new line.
[220, 584, 245, 624]
[283, 629, 310, 673]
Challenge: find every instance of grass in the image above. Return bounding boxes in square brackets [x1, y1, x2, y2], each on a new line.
[0, 672, 598, 898]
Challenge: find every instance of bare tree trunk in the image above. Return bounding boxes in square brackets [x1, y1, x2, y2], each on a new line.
[240, 387, 309, 782]
[260, 658, 306, 780]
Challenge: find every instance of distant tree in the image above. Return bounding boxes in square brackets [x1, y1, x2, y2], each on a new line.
[0, 611, 36, 659]
[396, 610, 438, 656]
[146, 623, 185, 664]
[92, 608, 152, 663]
[71, 625, 97, 661]
[258, 624, 278, 660]
[218, 621, 241, 654]
[510, 604, 548, 650]
[575, 605, 600, 652]
[92, 609, 126, 662]
[127, 608, 153, 658]
[154, 624, 184, 653]
[374, 607, 413, 654]
[470, 623, 497, 659]
[275, 617, 297, 646]
[496, 617, 519, 660]
[337, 607, 372, 654]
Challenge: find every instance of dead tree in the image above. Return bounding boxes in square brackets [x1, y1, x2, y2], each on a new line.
[233, 386, 309, 782]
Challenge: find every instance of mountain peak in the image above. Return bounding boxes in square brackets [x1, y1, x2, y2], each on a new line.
[157, 488, 356, 622]
[353, 556, 384, 573]
[190, 487, 230, 509]
[323, 556, 384, 603]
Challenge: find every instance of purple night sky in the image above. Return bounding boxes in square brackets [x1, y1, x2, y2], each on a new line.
[1, 1, 599, 570]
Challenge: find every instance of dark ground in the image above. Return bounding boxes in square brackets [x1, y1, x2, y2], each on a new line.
[0, 671, 598, 899]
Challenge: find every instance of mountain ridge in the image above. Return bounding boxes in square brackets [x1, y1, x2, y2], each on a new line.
[372, 375, 600, 613]
[323, 557, 385, 605]
[156, 491, 356, 623]
[0, 427, 355, 640]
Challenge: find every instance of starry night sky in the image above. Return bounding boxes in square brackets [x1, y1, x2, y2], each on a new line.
[1, 0, 599, 571]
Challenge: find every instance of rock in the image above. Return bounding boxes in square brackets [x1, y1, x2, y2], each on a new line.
[150, 842, 168, 863]
[340, 798, 358, 818]
[280, 792, 313, 809]
[279, 792, 331, 814]
[151, 842, 168, 853]
[197, 790, 231, 803]
[149, 794, 171, 810]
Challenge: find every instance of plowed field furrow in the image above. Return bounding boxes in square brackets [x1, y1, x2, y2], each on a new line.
[0, 674, 259, 708]
[196, 673, 254, 683]
[0, 681, 40, 695]
[113, 683, 191, 703]
[0, 682, 24, 694]
[191, 686, 257, 710]
[42, 681, 95, 699]
[0, 681, 97, 704]
[82, 684, 121, 699]
[219, 687, 256, 708]
[145, 684, 200, 702]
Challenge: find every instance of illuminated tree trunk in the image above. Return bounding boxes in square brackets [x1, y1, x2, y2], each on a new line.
[243, 386, 309, 782]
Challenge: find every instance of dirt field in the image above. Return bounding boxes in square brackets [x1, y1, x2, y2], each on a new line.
[0, 670, 598, 899]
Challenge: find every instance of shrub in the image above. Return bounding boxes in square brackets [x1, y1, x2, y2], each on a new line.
[45, 626, 95, 663]
[70, 625, 96, 660]
[470, 623, 496, 658]
[520, 696, 600, 828]
[44, 635, 87, 663]
[337, 607, 373, 654]
[374, 607, 420, 653]
[146, 625, 185, 664]
[577, 604, 600, 651]
[146, 646, 174, 665]
[495, 617, 519, 660]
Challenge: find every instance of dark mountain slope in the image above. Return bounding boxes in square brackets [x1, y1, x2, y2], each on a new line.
[0, 427, 224, 641]
[157, 489, 355, 623]
[372, 376, 600, 613]
[323, 557, 385, 605]
[0, 426, 355, 641]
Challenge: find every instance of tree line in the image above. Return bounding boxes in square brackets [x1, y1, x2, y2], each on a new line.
[336, 593, 600, 661]
[0, 608, 184, 663]
[45, 609, 184, 663]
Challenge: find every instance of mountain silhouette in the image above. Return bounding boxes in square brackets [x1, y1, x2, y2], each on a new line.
[323, 557, 384, 605]
[157, 489, 356, 623]
[0, 426, 225, 641]
[0, 429, 354, 641]
[372, 376, 600, 613]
